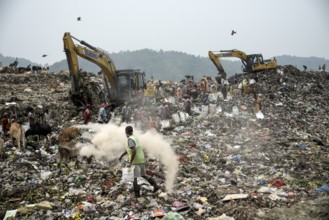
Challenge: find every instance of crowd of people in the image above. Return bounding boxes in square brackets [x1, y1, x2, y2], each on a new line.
[78, 73, 263, 133]
[1, 73, 262, 140]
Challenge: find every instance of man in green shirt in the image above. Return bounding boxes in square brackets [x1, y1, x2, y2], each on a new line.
[119, 126, 159, 197]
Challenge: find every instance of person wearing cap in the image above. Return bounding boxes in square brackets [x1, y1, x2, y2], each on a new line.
[119, 126, 159, 197]
[97, 103, 108, 124]
[83, 104, 92, 124]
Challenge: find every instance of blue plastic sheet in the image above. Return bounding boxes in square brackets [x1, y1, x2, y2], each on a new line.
[315, 184, 329, 193]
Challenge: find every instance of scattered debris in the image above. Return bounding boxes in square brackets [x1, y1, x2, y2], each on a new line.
[0, 65, 328, 219]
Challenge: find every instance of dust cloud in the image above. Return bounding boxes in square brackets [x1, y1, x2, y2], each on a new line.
[138, 129, 179, 193]
[75, 123, 179, 193]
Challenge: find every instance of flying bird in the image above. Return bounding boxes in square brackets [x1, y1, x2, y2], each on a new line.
[231, 30, 236, 36]
[77, 17, 81, 21]
[42, 54, 48, 57]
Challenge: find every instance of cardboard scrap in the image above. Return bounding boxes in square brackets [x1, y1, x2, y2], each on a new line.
[222, 194, 249, 201]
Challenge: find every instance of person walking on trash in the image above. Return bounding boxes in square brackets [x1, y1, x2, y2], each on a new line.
[122, 102, 132, 123]
[97, 103, 108, 124]
[119, 126, 159, 197]
[83, 104, 92, 124]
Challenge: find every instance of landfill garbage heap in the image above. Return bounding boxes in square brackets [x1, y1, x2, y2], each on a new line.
[0, 65, 329, 220]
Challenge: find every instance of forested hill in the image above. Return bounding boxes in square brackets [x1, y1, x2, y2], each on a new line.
[1, 50, 328, 82]
[50, 49, 242, 82]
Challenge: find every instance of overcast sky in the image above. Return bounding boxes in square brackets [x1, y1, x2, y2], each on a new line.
[0, 0, 328, 66]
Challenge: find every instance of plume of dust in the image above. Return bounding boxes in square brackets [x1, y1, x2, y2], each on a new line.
[75, 123, 179, 193]
[137, 128, 179, 194]
[76, 123, 127, 162]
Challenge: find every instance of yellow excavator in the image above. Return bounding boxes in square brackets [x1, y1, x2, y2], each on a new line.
[63, 32, 146, 107]
[208, 49, 277, 80]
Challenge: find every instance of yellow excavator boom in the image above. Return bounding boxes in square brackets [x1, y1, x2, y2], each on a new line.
[63, 32, 145, 106]
[63, 32, 117, 97]
[208, 49, 277, 79]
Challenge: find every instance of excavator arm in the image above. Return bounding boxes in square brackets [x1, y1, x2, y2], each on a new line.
[208, 51, 227, 80]
[208, 50, 250, 80]
[63, 32, 117, 100]
[63, 33, 82, 95]
[208, 49, 277, 78]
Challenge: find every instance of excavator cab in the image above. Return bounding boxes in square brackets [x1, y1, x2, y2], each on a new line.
[245, 54, 264, 72]
[116, 69, 145, 104]
[245, 54, 277, 72]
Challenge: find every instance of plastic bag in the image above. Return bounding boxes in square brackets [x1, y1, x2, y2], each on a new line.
[315, 184, 329, 193]
[201, 105, 208, 115]
[172, 113, 180, 124]
[209, 104, 217, 114]
[167, 96, 176, 104]
[209, 93, 218, 102]
[232, 106, 239, 115]
[179, 112, 188, 122]
[256, 111, 264, 119]
[121, 167, 134, 183]
[161, 120, 170, 128]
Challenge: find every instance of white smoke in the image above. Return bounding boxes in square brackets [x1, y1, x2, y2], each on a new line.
[75, 122, 179, 193]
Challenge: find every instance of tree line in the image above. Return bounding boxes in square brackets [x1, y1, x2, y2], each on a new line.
[1, 50, 328, 82]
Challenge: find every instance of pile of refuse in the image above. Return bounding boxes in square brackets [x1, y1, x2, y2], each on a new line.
[0, 66, 329, 220]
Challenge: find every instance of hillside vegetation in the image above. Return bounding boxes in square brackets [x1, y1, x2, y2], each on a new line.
[1, 50, 328, 82]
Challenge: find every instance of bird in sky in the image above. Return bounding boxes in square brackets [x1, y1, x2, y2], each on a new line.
[42, 54, 47, 57]
[77, 17, 81, 21]
[231, 30, 237, 36]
